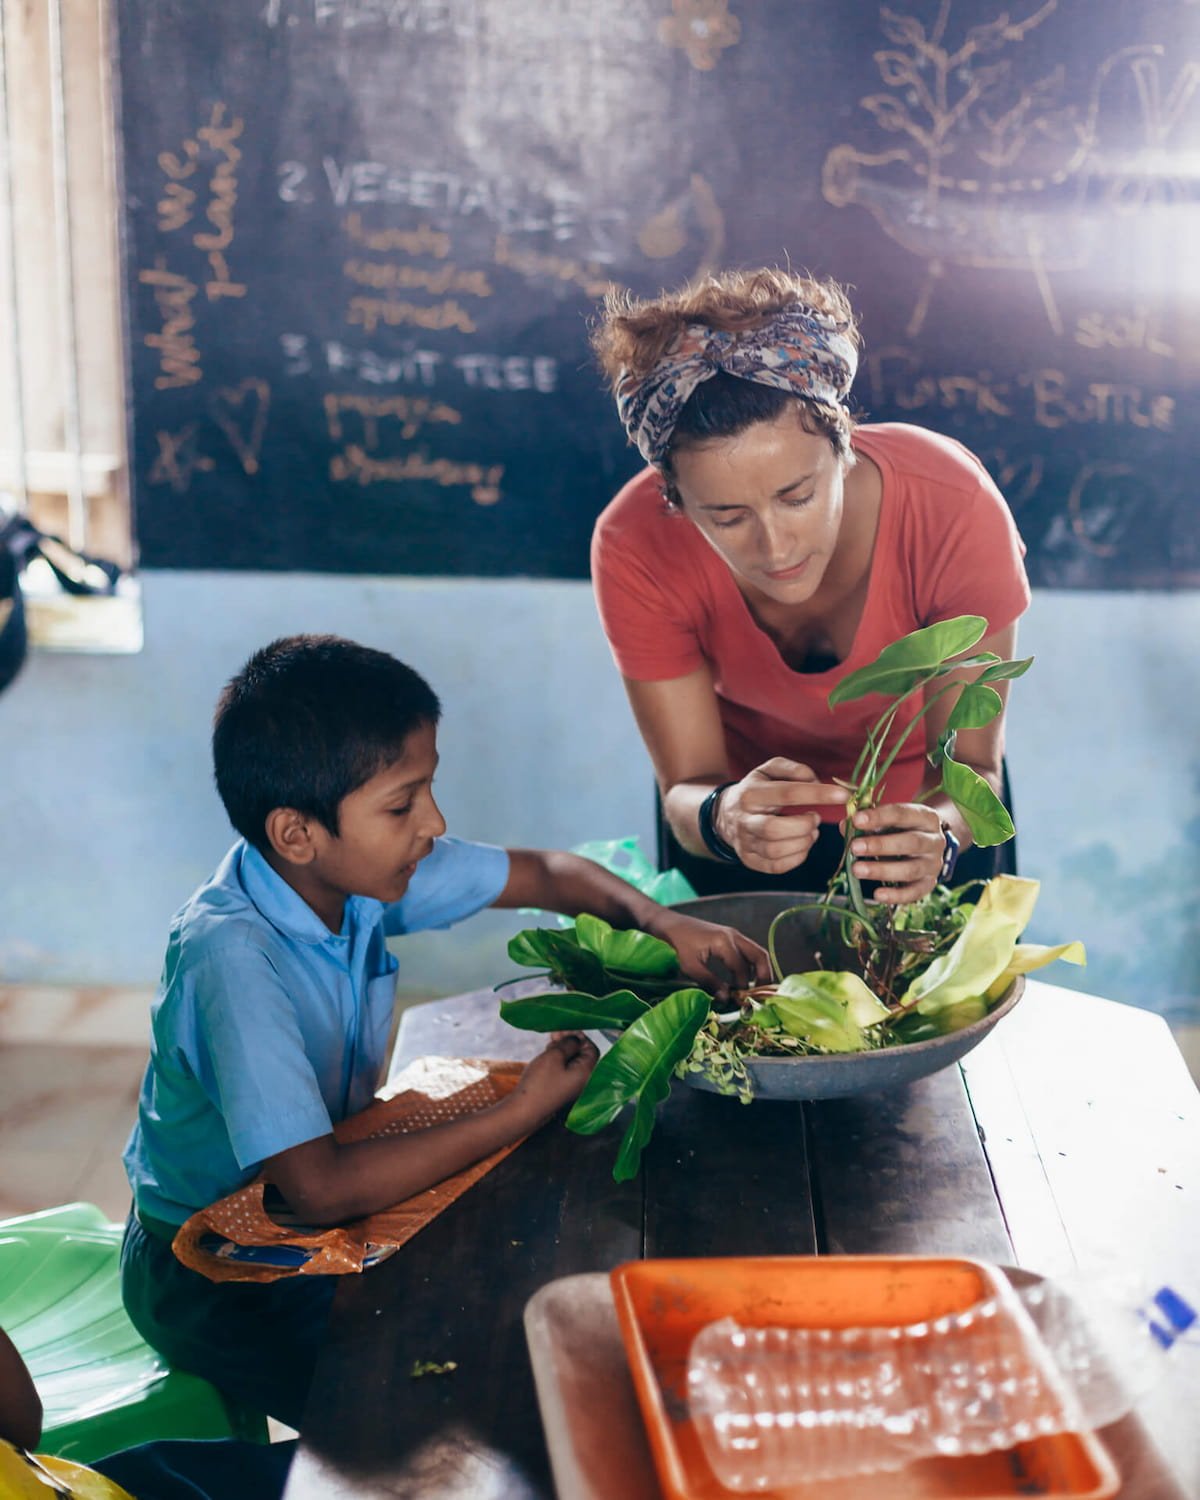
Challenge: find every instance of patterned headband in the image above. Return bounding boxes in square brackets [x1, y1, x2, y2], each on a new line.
[615, 305, 859, 465]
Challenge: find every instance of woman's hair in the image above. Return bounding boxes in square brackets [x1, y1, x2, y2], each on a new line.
[592, 268, 861, 497]
[213, 634, 441, 852]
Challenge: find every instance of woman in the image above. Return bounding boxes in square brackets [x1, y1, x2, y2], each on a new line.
[590, 269, 1030, 902]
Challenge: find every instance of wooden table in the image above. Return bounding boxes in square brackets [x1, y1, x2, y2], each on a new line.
[285, 980, 1200, 1499]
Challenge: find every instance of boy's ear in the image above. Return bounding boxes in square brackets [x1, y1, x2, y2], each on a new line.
[264, 807, 320, 866]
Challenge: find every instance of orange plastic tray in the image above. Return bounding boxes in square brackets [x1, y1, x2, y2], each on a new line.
[609, 1256, 1120, 1500]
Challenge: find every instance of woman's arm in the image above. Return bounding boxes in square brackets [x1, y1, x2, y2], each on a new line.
[623, 667, 848, 873]
[847, 621, 1019, 903]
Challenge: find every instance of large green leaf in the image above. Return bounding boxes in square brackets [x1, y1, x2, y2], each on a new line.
[828, 617, 988, 705]
[946, 682, 1003, 731]
[976, 656, 1034, 684]
[500, 989, 650, 1032]
[941, 756, 1015, 846]
[574, 913, 679, 977]
[566, 988, 711, 1179]
[507, 927, 569, 968]
[778, 971, 890, 1027]
[768, 972, 886, 1052]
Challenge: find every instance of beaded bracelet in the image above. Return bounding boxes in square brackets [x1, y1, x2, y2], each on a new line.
[698, 782, 740, 864]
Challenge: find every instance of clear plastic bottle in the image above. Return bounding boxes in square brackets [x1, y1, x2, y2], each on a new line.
[686, 1275, 1197, 1492]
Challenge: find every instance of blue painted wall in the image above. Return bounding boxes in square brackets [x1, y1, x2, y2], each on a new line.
[1, 573, 1197, 1022]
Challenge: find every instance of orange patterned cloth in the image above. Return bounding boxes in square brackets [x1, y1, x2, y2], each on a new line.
[172, 1058, 525, 1284]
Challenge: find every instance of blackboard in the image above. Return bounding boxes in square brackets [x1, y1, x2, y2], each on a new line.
[114, 0, 1200, 587]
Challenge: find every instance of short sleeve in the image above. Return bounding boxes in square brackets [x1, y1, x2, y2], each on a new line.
[189, 949, 334, 1168]
[917, 463, 1031, 636]
[591, 504, 705, 682]
[383, 835, 510, 936]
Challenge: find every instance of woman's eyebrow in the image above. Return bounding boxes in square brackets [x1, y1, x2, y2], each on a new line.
[774, 472, 815, 496]
[697, 472, 816, 510]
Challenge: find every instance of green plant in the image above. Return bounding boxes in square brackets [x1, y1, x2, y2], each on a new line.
[500, 617, 1083, 1181]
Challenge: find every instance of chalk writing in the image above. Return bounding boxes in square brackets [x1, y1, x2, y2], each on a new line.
[210, 379, 271, 475]
[343, 258, 493, 297]
[452, 354, 556, 392]
[865, 347, 1176, 430]
[324, 392, 462, 444]
[147, 426, 215, 493]
[1020, 371, 1175, 431]
[330, 444, 504, 504]
[194, 103, 247, 300]
[1074, 307, 1174, 357]
[279, 159, 623, 252]
[493, 234, 614, 299]
[156, 139, 200, 232]
[346, 295, 477, 333]
[263, 0, 482, 34]
[344, 214, 450, 257]
[279, 334, 562, 392]
[139, 261, 203, 389]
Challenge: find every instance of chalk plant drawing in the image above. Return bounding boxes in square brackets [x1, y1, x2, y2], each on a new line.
[822, 0, 1199, 336]
[637, 173, 727, 280]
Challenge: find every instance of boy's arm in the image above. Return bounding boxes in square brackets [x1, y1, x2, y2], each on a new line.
[262, 1033, 597, 1225]
[495, 849, 772, 995]
[0, 1327, 42, 1452]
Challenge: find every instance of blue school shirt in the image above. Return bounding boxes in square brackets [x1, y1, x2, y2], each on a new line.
[123, 834, 509, 1225]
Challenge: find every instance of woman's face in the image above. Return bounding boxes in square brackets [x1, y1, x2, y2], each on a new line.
[671, 409, 847, 605]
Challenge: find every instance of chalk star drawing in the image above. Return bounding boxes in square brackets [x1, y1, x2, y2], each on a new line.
[148, 425, 215, 493]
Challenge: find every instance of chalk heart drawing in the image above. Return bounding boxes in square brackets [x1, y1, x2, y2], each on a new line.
[211, 378, 271, 475]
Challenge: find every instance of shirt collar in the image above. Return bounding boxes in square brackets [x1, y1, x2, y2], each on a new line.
[235, 841, 382, 946]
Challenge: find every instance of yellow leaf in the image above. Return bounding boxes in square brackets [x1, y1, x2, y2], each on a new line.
[985, 940, 1087, 1000]
[976, 875, 1040, 937]
[905, 907, 1021, 1014]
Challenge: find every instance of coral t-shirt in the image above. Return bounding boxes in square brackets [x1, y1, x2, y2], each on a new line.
[590, 423, 1031, 816]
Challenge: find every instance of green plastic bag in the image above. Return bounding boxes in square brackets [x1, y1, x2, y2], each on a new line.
[523, 836, 697, 926]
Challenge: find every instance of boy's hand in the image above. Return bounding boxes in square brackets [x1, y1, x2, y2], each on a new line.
[644, 911, 772, 999]
[510, 1032, 599, 1126]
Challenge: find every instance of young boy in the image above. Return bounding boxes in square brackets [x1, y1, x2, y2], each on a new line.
[121, 634, 769, 1428]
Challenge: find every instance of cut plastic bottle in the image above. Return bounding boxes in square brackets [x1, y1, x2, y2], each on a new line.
[686, 1275, 1197, 1491]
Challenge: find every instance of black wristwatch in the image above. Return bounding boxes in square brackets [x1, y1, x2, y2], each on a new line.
[939, 822, 961, 883]
[698, 782, 740, 864]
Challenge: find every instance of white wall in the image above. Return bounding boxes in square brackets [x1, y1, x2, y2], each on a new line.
[2, 572, 1197, 1022]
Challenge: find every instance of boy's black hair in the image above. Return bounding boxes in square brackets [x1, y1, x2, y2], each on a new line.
[213, 634, 441, 851]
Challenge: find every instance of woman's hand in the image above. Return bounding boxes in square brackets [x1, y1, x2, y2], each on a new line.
[848, 802, 945, 905]
[714, 758, 849, 875]
[643, 910, 773, 998]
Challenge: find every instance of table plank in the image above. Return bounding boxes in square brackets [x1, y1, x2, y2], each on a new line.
[806, 1065, 1014, 1260]
[644, 1087, 819, 1257]
[963, 982, 1200, 1281]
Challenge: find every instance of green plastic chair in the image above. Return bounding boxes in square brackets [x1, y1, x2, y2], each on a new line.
[0, 1202, 267, 1463]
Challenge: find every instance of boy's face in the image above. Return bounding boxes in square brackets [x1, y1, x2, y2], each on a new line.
[307, 720, 446, 909]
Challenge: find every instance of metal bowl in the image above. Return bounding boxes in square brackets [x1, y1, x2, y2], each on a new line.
[672, 891, 1024, 1101]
